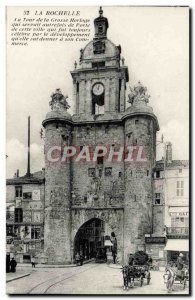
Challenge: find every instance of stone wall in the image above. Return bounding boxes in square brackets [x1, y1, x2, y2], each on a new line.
[44, 122, 72, 264]
[124, 116, 157, 260]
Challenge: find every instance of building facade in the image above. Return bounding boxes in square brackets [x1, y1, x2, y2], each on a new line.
[163, 143, 189, 263]
[6, 171, 45, 263]
[145, 143, 189, 266]
[8, 8, 190, 266]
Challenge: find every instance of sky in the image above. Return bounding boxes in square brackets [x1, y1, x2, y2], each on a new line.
[6, 6, 189, 178]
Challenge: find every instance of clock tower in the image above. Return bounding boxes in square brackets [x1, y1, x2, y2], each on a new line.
[71, 7, 129, 117]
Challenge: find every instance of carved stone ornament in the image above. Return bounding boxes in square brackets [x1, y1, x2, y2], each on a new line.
[49, 88, 70, 111]
[128, 81, 150, 105]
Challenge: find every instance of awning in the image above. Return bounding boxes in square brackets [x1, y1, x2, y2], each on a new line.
[105, 240, 113, 247]
[164, 239, 189, 252]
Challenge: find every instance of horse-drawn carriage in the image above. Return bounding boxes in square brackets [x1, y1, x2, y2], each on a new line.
[163, 265, 189, 293]
[122, 251, 151, 290]
[122, 264, 151, 290]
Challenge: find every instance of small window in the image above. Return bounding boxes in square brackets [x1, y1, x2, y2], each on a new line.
[31, 226, 41, 239]
[23, 192, 32, 200]
[98, 25, 103, 34]
[15, 186, 22, 198]
[88, 168, 95, 177]
[134, 195, 137, 202]
[76, 82, 79, 93]
[127, 132, 132, 139]
[86, 127, 90, 134]
[105, 167, 112, 176]
[92, 61, 105, 68]
[176, 181, 184, 196]
[15, 208, 23, 222]
[105, 126, 109, 134]
[155, 193, 161, 205]
[156, 171, 161, 178]
[119, 172, 122, 177]
[99, 169, 102, 177]
[84, 196, 87, 203]
[135, 120, 139, 124]
[97, 150, 104, 165]
[80, 146, 83, 151]
[147, 170, 149, 176]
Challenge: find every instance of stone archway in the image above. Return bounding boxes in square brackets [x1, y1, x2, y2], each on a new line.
[74, 218, 105, 260]
[71, 209, 124, 263]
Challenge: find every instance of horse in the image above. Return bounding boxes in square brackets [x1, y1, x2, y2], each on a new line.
[128, 265, 135, 287]
[122, 265, 130, 290]
[122, 265, 135, 290]
[163, 266, 176, 293]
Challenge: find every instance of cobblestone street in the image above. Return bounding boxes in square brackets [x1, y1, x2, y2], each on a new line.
[6, 263, 189, 295]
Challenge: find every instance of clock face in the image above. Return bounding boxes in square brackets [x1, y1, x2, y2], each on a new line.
[92, 83, 104, 96]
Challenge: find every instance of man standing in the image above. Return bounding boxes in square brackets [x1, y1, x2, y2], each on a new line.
[177, 253, 184, 277]
[128, 254, 134, 266]
[31, 256, 36, 268]
[75, 253, 80, 266]
[177, 253, 184, 269]
[10, 257, 17, 273]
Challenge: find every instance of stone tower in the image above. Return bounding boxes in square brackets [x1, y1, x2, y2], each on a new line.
[42, 7, 159, 264]
[42, 89, 72, 264]
[71, 6, 128, 116]
[123, 82, 159, 259]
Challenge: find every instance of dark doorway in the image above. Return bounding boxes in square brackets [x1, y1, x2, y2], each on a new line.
[74, 218, 105, 261]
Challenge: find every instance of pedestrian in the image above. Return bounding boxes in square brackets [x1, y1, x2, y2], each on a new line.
[112, 251, 116, 264]
[128, 253, 134, 266]
[10, 257, 17, 273]
[177, 253, 184, 277]
[148, 256, 153, 269]
[31, 256, 36, 268]
[6, 255, 10, 273]
[80, 254, 83, 266]
[75, 252, 80, 266]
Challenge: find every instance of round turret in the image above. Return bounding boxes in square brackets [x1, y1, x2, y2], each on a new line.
[42, 88, 72, 264]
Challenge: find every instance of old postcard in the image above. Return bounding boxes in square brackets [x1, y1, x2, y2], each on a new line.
[6, 6, 190, 295]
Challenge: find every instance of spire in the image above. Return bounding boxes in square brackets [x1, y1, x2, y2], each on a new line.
[94, 6, 109, 39]
[99, 6, 103, 17]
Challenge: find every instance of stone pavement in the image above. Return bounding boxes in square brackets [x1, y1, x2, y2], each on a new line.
[6, 268, 31, 283]
[17, 258, 94, 268]
[6, 263, 190, 295]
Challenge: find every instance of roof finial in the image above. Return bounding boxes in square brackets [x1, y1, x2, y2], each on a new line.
[99, 6, 103, 17]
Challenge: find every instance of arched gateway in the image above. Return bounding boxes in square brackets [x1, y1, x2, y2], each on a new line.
[71, 210, 124, 263]
[74, 218, 105, 260]
[73, 217, 119, 261]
